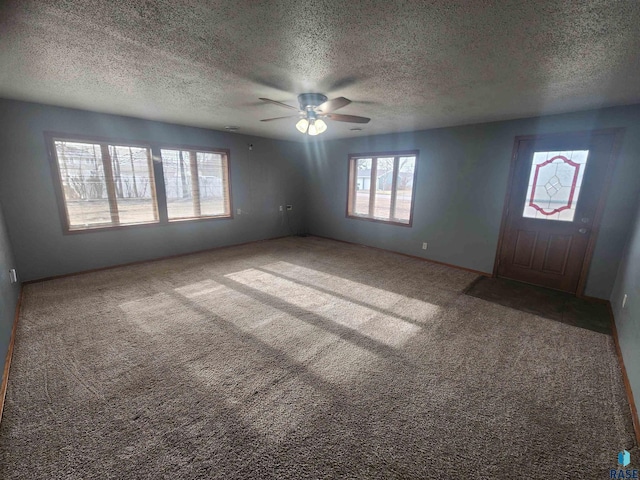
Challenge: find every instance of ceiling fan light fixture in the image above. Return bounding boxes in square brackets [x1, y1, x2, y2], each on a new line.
[314, 119, 327, 134]
[308, 119, 319, 136]
[295, 118, 309, 133]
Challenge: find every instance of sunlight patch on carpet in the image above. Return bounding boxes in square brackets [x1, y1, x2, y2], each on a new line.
[119, 293, 205, 333]
[174, 279, 225, 298]
[173, 280, 382, 385]
[260, 261, 442, 324]
[225, 267, 421, 348]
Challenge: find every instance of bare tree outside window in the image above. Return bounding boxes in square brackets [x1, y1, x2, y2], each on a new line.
[48, 134, 233, 232]
[51, 138, 158, 230]
[161, 148, 230, 221]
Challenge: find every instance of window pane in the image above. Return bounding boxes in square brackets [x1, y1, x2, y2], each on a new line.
[197, 152, 229, 216]
[347, 152, 418, 225]
[161, 148, 231, 220]
[162, 149, 196, 219]
[353, 158, 372, 216]
[522, 150, 589, 222]
[109, 145, 157, 224]
[54, 141, 112, 228]
[392, 156, 416, 223]
[373, 157, 394, 220]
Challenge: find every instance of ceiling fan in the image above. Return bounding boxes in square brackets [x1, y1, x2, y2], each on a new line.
[259, 93, 370, 136]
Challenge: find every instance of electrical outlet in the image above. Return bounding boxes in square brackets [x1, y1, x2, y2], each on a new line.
[286, 205, 293, 211]
[279, 205, 283, 212]
[236, 208, 241, 215]
[422, 242, 428, 250]
[622, 294, 628, 308]
[9, 269, 17, 284]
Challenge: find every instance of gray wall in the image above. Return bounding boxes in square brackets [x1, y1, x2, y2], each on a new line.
[303, 104, 640, 299]
[0, 99, 307, 281]
[0, 201, 20, 369]
[611, 193, 640, 411]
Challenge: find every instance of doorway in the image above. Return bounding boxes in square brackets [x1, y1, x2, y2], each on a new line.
[495, 130, 622, 295]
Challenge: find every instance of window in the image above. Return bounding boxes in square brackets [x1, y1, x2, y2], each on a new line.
[347, 151, 418, 225]
[522, 150, 589, 222]
[47, 134, 232, 233]
[50, 137, 158, 231]
[160, 148, 231, 221]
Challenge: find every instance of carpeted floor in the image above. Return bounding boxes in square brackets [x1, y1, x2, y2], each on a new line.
[0, 236, 636, 479]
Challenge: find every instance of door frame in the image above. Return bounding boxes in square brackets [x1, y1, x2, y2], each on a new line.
[492, 128, 625, 298]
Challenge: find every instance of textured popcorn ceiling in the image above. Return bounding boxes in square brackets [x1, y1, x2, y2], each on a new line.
[0, 0, 639, 141]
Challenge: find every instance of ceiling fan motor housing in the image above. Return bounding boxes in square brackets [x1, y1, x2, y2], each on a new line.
[298, 93, 328, 111]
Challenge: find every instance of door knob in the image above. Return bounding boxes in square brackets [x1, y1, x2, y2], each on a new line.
[578, 228, 588, 234]
[581, 217, 590, 224]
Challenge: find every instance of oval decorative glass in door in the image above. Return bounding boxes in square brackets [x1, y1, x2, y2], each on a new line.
[522, 150, 589, 222]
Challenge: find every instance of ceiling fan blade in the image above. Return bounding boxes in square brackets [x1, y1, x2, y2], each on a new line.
[326, 113, 370, 124]
[259, 98, 299, 111]
[316, 97, 351, 114]
[260, 115, 299, 122]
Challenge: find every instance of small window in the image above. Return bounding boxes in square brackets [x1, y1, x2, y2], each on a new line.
[50, 138, 158, 231]
[522, 150, 589, 222]
[347, 151, 418, 225]
[160, 148, 231, 221]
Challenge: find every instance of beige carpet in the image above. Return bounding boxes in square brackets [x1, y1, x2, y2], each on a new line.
[0, 236, 636, 479]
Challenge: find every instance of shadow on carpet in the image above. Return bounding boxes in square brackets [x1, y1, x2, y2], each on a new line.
[464, 276, 611, 334]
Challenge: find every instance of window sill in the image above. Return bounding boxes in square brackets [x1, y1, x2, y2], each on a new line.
[346, 214, 412, 227]
[167, 214, 233, 223]
[65, 220, 161, 235]
[64, 214, 233, 234]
